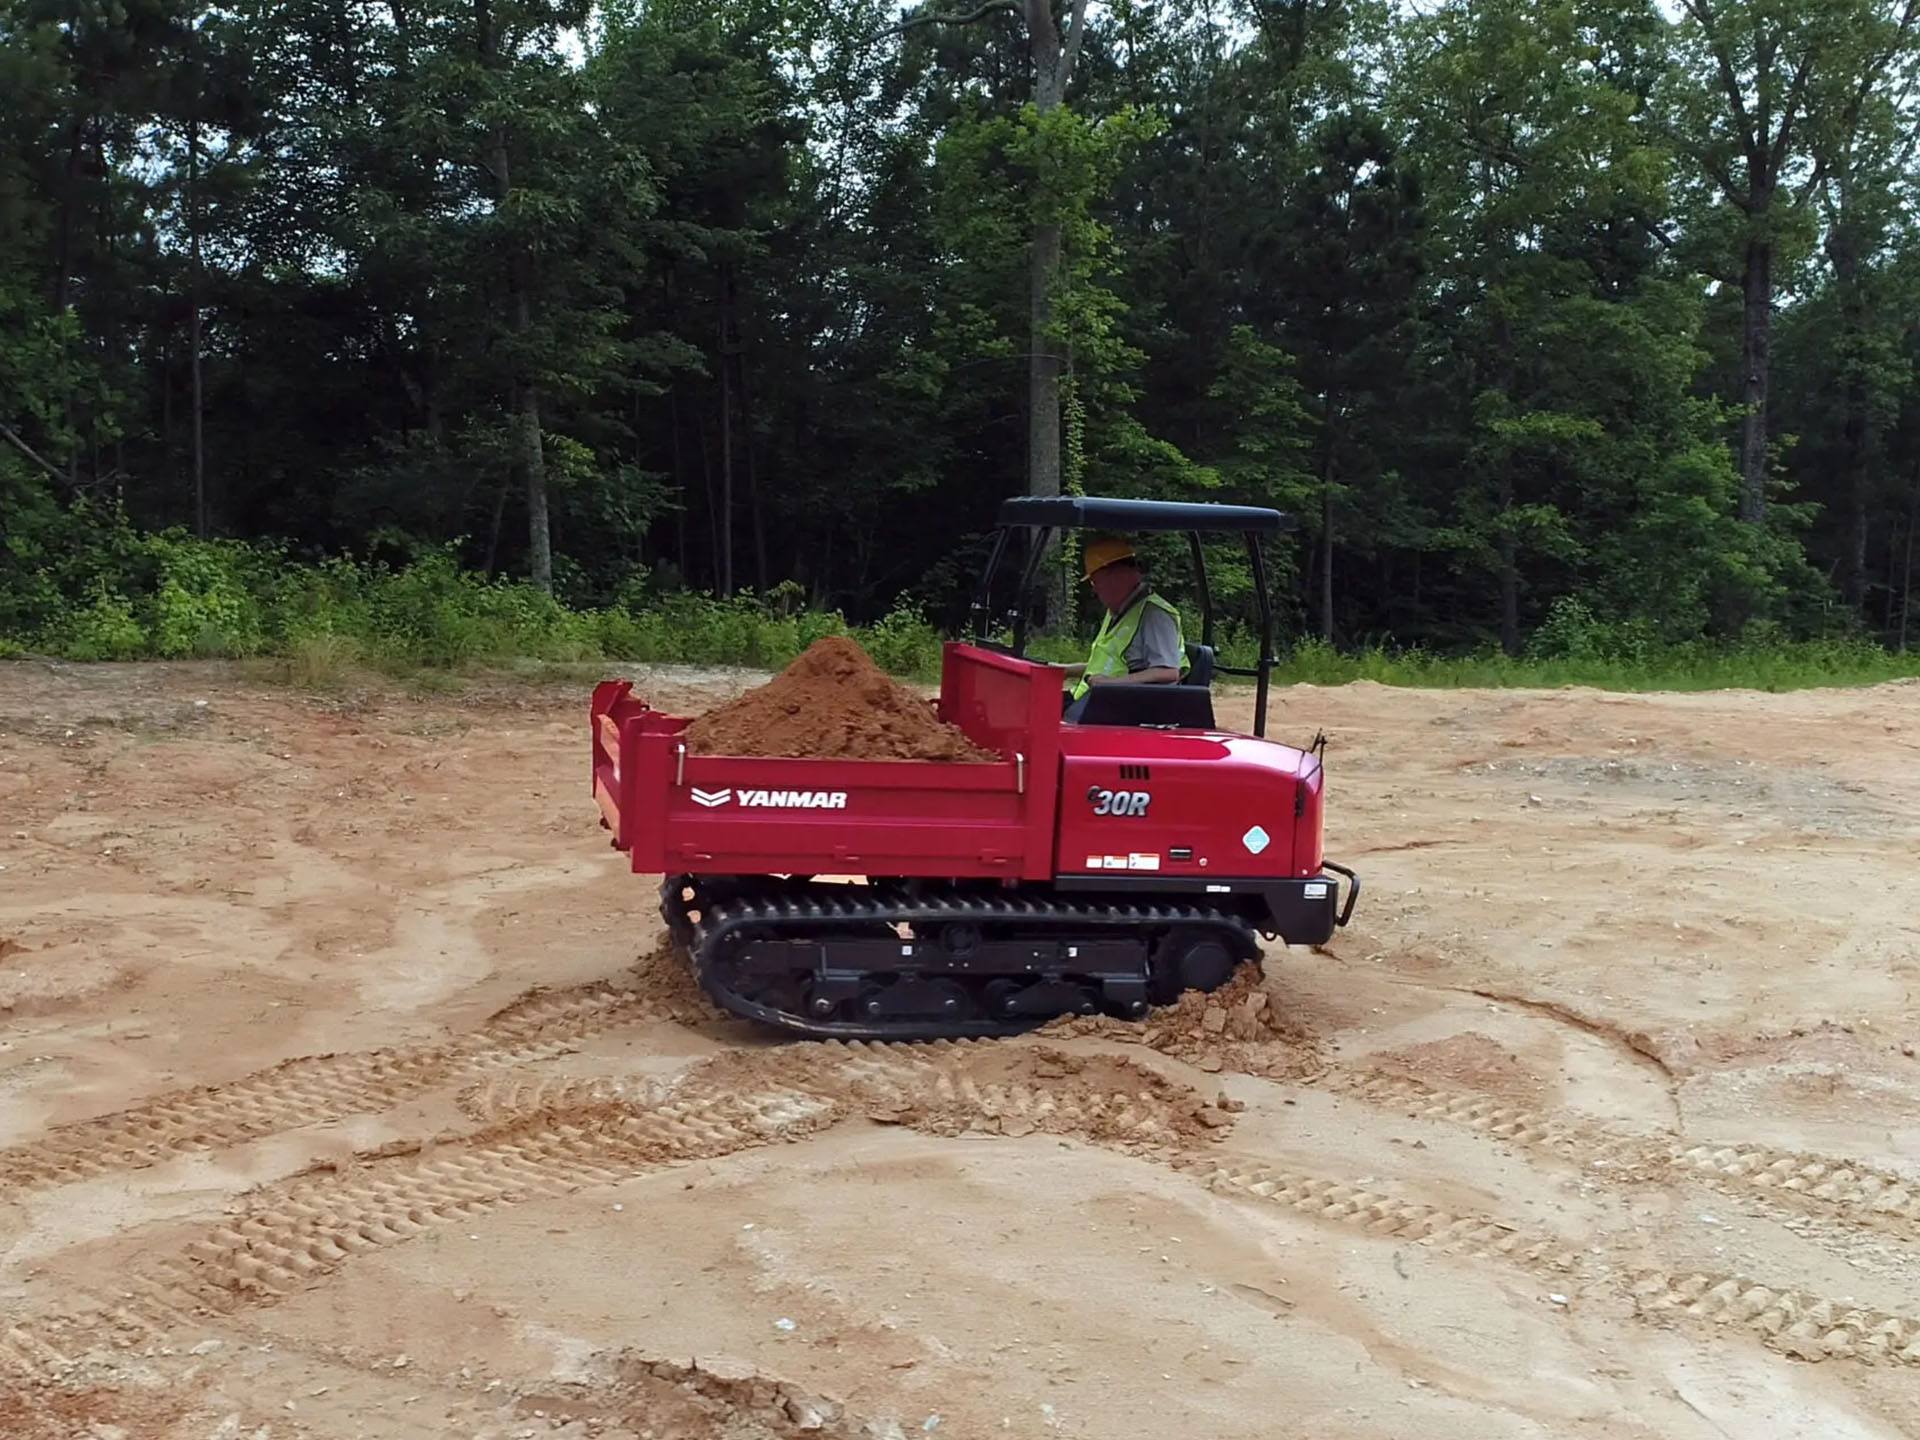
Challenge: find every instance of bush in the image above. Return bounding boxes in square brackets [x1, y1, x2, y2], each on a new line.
[6, 508, 1918, 694]
[858, 602, 943, 679]
[1526, 596, 1659, 664]
[45, 583, 147, 661]
[151, 535, 270, 657]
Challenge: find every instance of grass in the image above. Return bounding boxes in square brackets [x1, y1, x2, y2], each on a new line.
[1263, 637, 1920, 693]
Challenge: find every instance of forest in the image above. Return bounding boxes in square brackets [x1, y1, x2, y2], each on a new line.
[3, 0, 1920, 675]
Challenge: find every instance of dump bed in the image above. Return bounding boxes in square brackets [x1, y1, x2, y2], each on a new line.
[591, 643, 1062, 881]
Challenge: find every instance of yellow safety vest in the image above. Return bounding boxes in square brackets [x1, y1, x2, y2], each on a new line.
[1070, 591, 1186, 701]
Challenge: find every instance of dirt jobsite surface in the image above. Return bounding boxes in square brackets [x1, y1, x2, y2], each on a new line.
[684, 636, 996, 762]
[3, 659, 1920, 1439]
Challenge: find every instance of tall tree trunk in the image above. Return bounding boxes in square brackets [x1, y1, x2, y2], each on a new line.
[1315, 394, 1341, 643]
[518, 330, 551, 593]
[1499, 472, 1519, 656]
[476, 0, 550, 591]
[482, 465, 510, 575]
[189, 109, 206, 537]
[1827, 222, 1873, 613]
[1842, 389, 1870, 614]
[1027, 221, 1063, 507]
[1021, 0, 1086, 627]
[1842, 326, 1871, 616]
[1902, 471, 1919, 653]
[55, 126, 86, 487]
[1886, 508, 1900, 635]
[161, 337, 173, 447]
[1737, 234, 1773, 522]
[696, 407, 721, 587]
[486, 149, 550, 592]
[1026, 0, 1066, 508]
[717, 276, 735, 597]
[50, 119, 84, 315]
[1317, 425, 1336, 643]
[669, 385, 688, 580]
[739, 345, 767, 593]
[1318, 489, 1334, 644]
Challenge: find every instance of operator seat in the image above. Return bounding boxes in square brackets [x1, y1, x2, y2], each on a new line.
[1183, 642, 1215, 686]
[1068, 641, 1217, 729]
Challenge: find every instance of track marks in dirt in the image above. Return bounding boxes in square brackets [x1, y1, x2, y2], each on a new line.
[0, 1043, 1215, 1383]
[16, 1037, 1917, 1391]
[1633, 1273, 1920, 1364]
[0, 981, 669, 1195]
[171, 1087, 839, 1305]
[1179, 1156, 1584, 1269]
[1186, 1149, 1920, 1371]
[1326, 1068, 1920, 1238]
[0, 1085, 840, 1382]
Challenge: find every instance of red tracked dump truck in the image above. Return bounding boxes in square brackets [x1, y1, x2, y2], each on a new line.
[591, 495, 1358, 1041]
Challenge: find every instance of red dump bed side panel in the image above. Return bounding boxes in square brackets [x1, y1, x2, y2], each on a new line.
[591, 644, 1062, 882]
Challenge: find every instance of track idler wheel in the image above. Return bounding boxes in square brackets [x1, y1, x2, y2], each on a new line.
[1152, 926, 1240, 1002]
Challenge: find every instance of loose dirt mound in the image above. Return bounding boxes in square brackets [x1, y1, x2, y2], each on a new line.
[684, 636, 996, 761]
[864, 1045, 1234, 1147]
[628, 936, 727, 1022]
[1044, 963, 1327, 1080]
[525, 1353, 894, 1439]
[1368, 1032, 1547, 1103]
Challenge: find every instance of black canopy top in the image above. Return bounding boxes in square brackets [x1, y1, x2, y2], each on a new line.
[997, 495, 1293, 535]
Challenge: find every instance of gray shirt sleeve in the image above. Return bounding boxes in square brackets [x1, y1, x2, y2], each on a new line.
[1126, 603, 1185, 673]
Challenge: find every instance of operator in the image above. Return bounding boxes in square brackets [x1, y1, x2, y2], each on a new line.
[1060, 537, 1186, 720]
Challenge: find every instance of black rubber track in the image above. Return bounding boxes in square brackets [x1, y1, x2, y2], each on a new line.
[660, 876, 1259, 1040]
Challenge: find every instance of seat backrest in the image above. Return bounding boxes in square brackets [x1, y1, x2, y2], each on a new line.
[1184, 642, 1215, 687]
[1071, 683, 1216, 730]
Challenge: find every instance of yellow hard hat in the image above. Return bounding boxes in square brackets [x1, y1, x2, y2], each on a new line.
[1082, 536, 1136, 581]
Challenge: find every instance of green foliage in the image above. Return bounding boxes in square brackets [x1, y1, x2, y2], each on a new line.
[860, 602, 945, 680]
[44, 583, 148, 662]
[3, 0, 1919, 671]
[5, 522, 1914, 696]
[151, 536, 270, 658]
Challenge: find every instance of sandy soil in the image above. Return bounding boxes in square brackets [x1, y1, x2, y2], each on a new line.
[2, 658, 1919, 1439]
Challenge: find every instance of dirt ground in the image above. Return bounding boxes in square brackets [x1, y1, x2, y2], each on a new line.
[2, 658, 1919, 1440]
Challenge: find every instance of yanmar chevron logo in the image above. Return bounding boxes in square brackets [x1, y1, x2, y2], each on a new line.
[690, 787, 847, 810]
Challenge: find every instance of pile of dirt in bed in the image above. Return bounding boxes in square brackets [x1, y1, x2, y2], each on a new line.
[684, 636, 998, 762]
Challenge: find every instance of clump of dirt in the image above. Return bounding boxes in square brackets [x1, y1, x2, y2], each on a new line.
[684, 636, 996, 762]
[0, 938, 25, 962]
[1368, 1032, 1547, 1103]
[524, 1352, 892, 1439]
[864, 1045, 1233, 1148]
[1043, 963, 1327, 1081]
[0, 1381, 193, 1440]
[629, 937, 727, 1023]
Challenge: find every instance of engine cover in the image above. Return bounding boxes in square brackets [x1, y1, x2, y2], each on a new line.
[1054, 724, 1323, 883]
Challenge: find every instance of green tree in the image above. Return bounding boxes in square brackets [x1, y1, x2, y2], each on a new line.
[1655, 0, 1920, 522]
[896, 0, 1094, 521]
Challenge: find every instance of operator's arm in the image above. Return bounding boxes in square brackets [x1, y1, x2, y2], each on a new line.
[1086, 665, 1180, 686]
